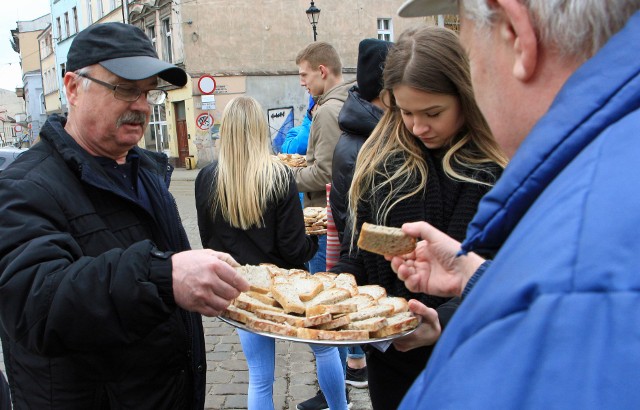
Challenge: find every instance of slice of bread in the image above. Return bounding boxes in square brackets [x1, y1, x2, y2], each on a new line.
[344, 316, 388, 332]
[370, 312, 419, 338]
[254, 309, 332, 328]
[259, 263, 289, 276]
[292, 276, 324, 302]
[222, 304, 257, 324]
[297, 327, 370, 341]
[305, 303, 357, 317]
[357, 222, 416, 256]
[236, 265, 273, 294]
[245, 316, 298, 337]
[306, 288, 351, 307]
[348, 304, 394, 322]
[315, 314, 351, 330]
[313, 272, 337, 290]
[271, 283, 306, 315]
[378, 296, 410, 314]
[234, 293, 283, 313]
[334, 273, 359, 296]
[245, 291, 279, 307]
[335, 294, 376, 310]
[357, 285, 387, 301]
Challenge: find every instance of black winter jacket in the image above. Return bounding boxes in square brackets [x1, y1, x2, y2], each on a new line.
[195, 161, 318, 268]
[0, 115, 205, 409]
[330, 87, 384, 245]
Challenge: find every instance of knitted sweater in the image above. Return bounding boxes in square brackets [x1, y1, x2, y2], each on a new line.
[333, 144, 501, 309]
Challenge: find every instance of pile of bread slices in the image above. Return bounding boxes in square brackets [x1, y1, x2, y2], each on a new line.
[222, 264, 419, 341]
[303, 207, 328, 235]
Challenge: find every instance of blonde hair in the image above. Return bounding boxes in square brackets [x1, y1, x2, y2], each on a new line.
[211, 96, 290, 229]
[296, 42, 342, 76]
[349, 25, 508, 235]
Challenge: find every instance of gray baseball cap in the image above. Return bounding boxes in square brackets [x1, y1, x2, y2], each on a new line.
[66, 22, 187, 87]
[397, 0, 458, 17]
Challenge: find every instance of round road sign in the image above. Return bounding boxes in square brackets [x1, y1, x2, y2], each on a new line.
[198, 75, 217, 95]
[196, 113, 214, 130]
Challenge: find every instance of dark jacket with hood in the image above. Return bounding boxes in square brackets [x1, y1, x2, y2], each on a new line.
[330, 86, 384, 244]
[0, 115, 205, 409]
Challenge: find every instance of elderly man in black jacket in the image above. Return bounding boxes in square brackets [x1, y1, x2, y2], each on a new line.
[0, 23, 248, 409]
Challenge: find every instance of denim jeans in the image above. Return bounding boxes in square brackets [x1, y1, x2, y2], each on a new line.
[307, 234, 327, 273]
[238, 330, 348, 410]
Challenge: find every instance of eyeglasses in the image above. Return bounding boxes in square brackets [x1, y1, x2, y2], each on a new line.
[76, 73, 167, 105]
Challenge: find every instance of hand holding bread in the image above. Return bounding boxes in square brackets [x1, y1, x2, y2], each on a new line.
[388, 222, 486, 297]
[172, 249, 250, 317]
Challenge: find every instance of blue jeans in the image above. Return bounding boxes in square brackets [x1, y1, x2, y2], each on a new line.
[307, 234, 327, 273]
[238, 330, 348, 410]
[349, 345, 365, 360]
[337, 346, 365, 375]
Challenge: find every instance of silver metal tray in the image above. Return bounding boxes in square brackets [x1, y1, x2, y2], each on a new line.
[217, 316, 420, 346]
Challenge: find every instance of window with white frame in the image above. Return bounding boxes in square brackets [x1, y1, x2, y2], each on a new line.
[64, 12, 70, 37]
[86, 0, 93, 24]
[110, 0, 116, 12]
[96, 0, 103, 19]
[56, 17, 62, 41]
[147, 25, 156, 46]
[162, 18, 172, 62]
[73, 7, 79, 34]
[377, 18, 393, 42]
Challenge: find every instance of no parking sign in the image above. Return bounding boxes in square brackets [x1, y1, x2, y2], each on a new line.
[196, 113, 214, 130]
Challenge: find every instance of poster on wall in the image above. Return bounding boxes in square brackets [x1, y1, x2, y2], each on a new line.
[267, 106, 294, 153]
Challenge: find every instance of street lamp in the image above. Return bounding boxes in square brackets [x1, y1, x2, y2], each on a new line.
[306, 1, 321, 42]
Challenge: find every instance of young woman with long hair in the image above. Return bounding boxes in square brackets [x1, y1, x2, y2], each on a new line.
[195, 96, 347, 410]
[335, 25, 508, 409]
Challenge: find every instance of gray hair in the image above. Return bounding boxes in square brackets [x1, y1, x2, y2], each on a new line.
[461, 0, 640, 60]
[74, 67, 93, 90]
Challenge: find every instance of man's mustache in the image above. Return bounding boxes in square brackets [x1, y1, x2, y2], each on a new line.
[116, 111, 147, 128]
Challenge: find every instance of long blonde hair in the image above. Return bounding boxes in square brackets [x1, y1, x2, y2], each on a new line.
[211, 96, 290, 229]
[349, 25, 508, 234]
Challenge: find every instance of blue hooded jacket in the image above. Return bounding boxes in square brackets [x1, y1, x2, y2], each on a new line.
[401, 11, 640, 409]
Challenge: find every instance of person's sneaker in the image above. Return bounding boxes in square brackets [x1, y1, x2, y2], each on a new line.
[296, 389, 353, 410]
[346, 365, 368, 388]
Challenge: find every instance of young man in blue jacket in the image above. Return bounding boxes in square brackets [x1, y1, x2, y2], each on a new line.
[390, 0, 640, 408]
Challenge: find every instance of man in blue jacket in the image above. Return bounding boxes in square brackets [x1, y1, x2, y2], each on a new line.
[0, 22, 249, 409]
[391, 0, 640, 408]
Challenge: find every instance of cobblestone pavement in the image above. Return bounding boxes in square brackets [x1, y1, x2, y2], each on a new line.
[0, 167, 373, 410]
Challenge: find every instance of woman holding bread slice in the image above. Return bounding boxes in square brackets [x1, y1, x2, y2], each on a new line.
[333, 25, 508, 410]
[195, 96, 349, 410]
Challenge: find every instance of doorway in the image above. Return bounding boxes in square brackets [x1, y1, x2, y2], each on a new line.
[174, 101, 188, 168]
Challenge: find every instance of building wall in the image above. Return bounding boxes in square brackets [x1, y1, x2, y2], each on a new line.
[0, 90, 25, 118]
[37, 0, 437, 167]
[39, 25, 63, 115]
[51, 0, 83, 113]
[180, 0, 425, 74]
[22, 72, 47, 145]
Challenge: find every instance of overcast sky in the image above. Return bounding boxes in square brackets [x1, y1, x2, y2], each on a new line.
[0, 0, 51, 91]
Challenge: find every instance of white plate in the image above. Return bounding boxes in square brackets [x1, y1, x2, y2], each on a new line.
[218, 316, 420, 346]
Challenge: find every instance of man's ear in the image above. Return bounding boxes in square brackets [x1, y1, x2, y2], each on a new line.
[318, 64, 328, 79]
[496, 0, 538, 81]
[64, 72, 80, 106]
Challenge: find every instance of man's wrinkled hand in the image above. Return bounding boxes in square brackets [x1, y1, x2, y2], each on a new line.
[386, 222, 484, 297]
[171, 249, 249, 316]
